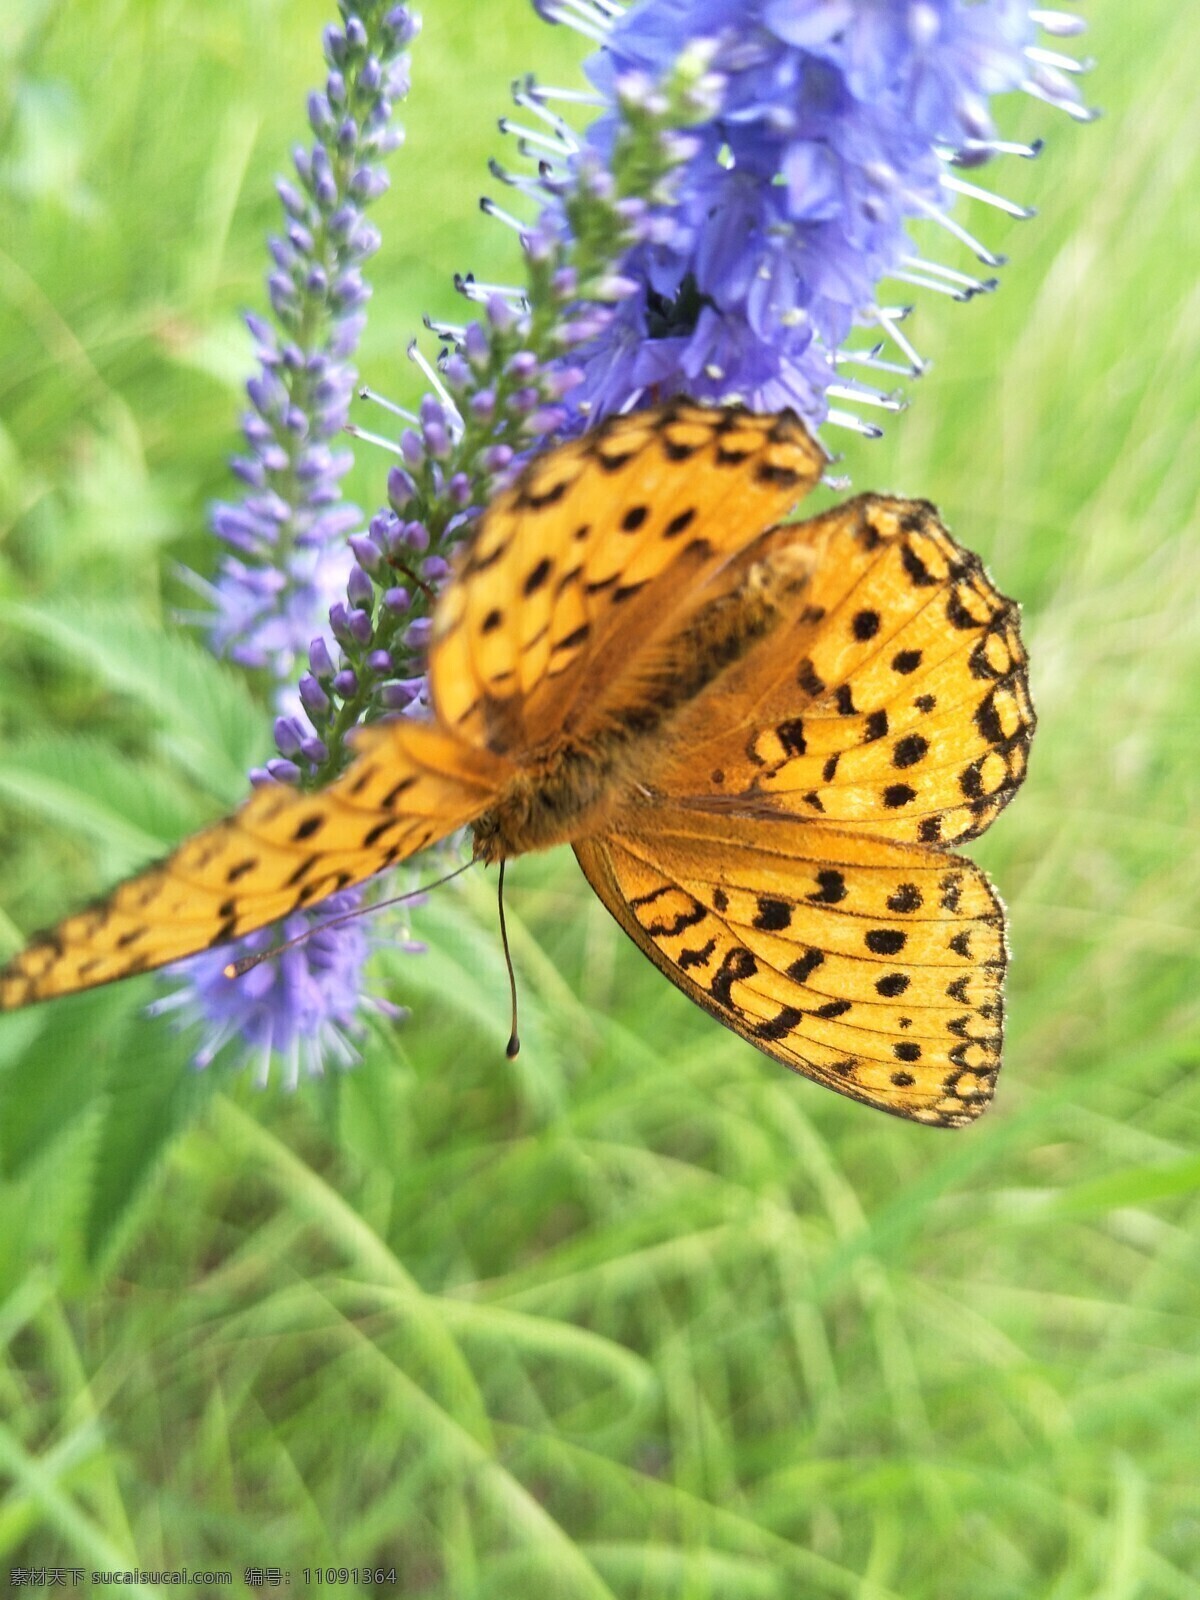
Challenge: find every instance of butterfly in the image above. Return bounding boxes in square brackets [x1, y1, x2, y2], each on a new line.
[0, 402, 1034, 1125]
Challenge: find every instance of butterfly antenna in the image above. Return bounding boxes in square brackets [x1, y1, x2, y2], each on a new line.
[223, 858, 478, 980]
[498, 858, 521, 1059]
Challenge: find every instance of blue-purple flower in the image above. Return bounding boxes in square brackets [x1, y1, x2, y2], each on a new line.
[149, 891, 413, 1091]
[524, 0, 1094, 432]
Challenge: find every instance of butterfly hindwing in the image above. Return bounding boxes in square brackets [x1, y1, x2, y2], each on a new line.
[653, 494, 1034, 848]
[429, 401, 825, 756]
[575, 807, 1007, 1126]
[0, 721, 510, 1007]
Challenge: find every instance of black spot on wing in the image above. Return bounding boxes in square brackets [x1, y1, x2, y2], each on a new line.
[284, 854, 318, 889]
[901, 543, 937, 587]
[797, 660, 825, 697]
[807, 869, 846, 905]
[882, 783, 917, 808]
[679, 937, 717, 971]
[946, 589, 985, 629]
[664, 508, 696, 538]
[787, 949, 824, 984]
[975, 690, 1005, 746]
[753, 897, 792, 931]
[960, 763, 985, 799]
[382, 775, 417, 808]
[892, 734, 929, 768]
[552, 622, 591, 653]
[754, 1005, 803, 1040]
[520, 476, 569, 510]
[629, 884, 670, 910]
[523, 557, 553, 596]
[756, 460, 805, 488]
[712, 947, 757, 1008]
[777, 718, 806, 756]
[887, 883, 923, 913]
[596, 448, 638, 473]
[649, 908, 713, 940]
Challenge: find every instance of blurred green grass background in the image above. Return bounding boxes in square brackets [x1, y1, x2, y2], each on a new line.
[0, 0, 1197, 1594]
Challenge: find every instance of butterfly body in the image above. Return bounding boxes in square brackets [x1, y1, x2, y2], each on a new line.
[469, 525, 818, 861]
[0, 403, 1034, 1126]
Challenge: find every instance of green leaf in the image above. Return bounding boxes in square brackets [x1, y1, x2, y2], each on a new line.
[0, 734, 213, 872]
[81, 1005, 220, 1270]
[0, 986, 134, 1179]
[0, 599, 267, 799]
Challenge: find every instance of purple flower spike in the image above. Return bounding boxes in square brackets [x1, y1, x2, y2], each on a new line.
[171, 2, 424, 1095]
[202, 4, 418, 686]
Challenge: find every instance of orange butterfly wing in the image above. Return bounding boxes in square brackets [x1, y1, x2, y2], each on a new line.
[650, 494, 1034, 846]
[428, 401, 824, 755]
[574, 494, 1031, 1125]
[0, 721, 510, 1007]
[576, 811, 1005, 1127]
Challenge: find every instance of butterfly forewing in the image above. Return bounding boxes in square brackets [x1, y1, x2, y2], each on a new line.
[428, 402, 825, 755]
[0, 721, 510, 1007]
